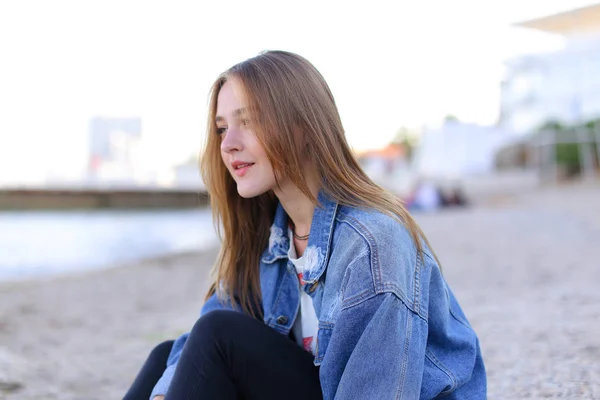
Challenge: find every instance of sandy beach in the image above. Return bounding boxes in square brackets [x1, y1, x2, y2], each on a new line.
[1, 181, 599, 399]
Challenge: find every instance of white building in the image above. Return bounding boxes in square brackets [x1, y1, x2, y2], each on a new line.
[412, 120, 518, 180]
[87, 116, 143, 184]
[499, 3, 600, 134]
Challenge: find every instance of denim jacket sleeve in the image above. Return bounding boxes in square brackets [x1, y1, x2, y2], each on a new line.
[318, 214, 486, 399]
[319, 291, 427, 400]
[148, 293, 235, 399]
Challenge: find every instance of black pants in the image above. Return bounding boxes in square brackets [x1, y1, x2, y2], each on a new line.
[124, 340, 175, 400]
[124, 310, 322, 400]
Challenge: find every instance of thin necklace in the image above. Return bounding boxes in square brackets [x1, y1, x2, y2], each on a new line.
[292, 230, 310, 241]
[289, 221, 309, 241]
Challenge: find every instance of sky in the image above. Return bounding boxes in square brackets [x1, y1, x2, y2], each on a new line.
[0, 0, 597, 183]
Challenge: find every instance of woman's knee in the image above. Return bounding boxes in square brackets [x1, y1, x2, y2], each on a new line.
[151, 339, 174, 355]
[188, 310, 249, 346]
[147, 339, 174, 363]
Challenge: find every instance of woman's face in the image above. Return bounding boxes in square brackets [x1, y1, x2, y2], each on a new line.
[216, 79, 278, 198]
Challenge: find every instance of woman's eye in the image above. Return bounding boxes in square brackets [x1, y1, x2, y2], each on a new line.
[216, 127, 227, 135]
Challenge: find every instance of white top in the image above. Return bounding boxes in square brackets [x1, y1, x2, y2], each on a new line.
[288, 228, 319, 356]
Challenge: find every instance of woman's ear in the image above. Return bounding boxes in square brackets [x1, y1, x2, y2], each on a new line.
[291, 124, 310, 158]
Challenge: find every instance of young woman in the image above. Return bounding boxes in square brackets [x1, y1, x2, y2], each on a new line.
[124, 50, 486, 400]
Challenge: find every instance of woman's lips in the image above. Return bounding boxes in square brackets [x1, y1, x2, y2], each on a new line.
[233, 163, 254, 177]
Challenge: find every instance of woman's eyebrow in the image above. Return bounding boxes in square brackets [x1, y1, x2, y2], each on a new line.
[216, 108, 247, 124]
[233, 108, 247, 118]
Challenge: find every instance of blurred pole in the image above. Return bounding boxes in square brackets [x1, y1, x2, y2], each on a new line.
[527, 134, 538, 172]
[569, 9, 596, 181]
[540, 130, 558, 183]
[537, 131, 545, 182]
[595, 126, 600, 172]
[549, 130, 558, 182]
[577, 127, 597, 180]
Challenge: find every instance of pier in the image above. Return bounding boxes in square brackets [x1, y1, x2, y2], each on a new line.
[0, 185, 209, 210]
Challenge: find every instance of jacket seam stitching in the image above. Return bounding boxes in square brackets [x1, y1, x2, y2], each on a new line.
[322, 201, 340, 270]
[423, 251, 436, 263]
[444, 284, 472, 328]
[425, 349, 458, 395]
[413, 249, 422, 314]
[395, 306, 413, 399]
[335, 214, 382, 293]
[341, 285, 428, 325]
[342, 289, 427, 324]
[380, 283, 414, 312]
[337, 213, 422, 313]
[339, 250, 370, 303]
[448, 302, 472, 329]
[341, 289, 376, 310]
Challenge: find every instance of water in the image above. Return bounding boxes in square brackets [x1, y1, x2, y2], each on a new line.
[0, 209, 218, 281]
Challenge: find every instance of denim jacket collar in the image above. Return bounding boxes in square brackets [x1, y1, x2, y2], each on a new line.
[260, 203, 290, 264]
[261, 191, 338, 284]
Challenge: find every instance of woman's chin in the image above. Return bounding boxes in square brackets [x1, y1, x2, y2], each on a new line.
[236, 185, 264, 199]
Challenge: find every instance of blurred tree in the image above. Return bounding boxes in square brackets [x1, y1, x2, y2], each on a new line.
[584, 118, 600, 169]
[535, 119, 600, 177]
[392, 127, 419, 161]
[537, 120, 566, 132]
[444, 114, 459, 123]
[583, 117, 600, 131]
[555, 142, 581, 176]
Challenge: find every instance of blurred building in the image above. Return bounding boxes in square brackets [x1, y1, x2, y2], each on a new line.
[499, 3, 600, 134]
[412, 120, 518, 180]
[356, 143, 411, 195]
[87, 116, 142, 184]
[173, 155, 204, 190]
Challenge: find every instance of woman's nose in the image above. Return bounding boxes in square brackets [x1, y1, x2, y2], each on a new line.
[220, 127, 243, 153]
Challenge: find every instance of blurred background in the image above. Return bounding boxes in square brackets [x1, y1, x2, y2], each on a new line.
[0, 1, 599, 399]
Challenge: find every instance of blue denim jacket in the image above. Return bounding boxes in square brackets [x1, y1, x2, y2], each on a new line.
[151, 192, 486, 399]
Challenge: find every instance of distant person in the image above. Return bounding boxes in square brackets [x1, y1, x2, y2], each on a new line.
[406, 179, 443, 212]
[448, 186, 469, 207]
[124, 51, 486, 400]
[415, 181, 443, 211]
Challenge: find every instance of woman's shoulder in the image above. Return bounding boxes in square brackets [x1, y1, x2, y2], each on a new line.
[331, 204, 439, 315]
[335, 205, 426, 257]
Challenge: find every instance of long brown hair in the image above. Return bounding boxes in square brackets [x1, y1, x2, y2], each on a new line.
[201, 50, 433, 316]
